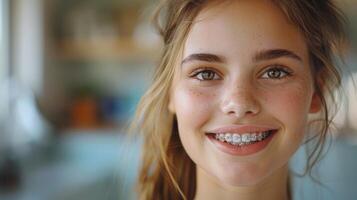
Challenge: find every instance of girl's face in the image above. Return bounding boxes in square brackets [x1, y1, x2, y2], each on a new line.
[169, 0, 320, 186]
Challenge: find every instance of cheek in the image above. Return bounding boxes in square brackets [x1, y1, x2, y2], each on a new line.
[275, 89, 310, 112]
[262, 83, 313, 131]
[171, 84, 217, 161]
[173, 85, 216, 132]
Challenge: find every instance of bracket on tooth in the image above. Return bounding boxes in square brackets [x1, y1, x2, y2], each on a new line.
[217, 134, 225, 142]
[215, 132, 268, 146]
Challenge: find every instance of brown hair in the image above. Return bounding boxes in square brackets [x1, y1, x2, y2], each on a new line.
[130, 0, 346, 199]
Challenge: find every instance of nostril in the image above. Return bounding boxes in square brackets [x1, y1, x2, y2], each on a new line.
[223, 104, 260, 118]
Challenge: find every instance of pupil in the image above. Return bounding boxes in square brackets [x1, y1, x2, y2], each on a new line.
[269, 70, 281, 78]
[202, 71, 214, 79]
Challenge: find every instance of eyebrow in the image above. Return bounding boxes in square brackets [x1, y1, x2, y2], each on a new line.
[181, 53, 226, 65]
[254, 49, 303, 63]
[181, 49, 303, 66]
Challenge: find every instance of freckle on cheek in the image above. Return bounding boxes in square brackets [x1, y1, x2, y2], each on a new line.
[189, 87, 218, 98]
[187, 89, 211, 109]
[188, 88, 209, 98]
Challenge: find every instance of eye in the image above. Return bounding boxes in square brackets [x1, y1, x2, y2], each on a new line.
[191, 69, 221, 81]
[261, 66, 292, 79]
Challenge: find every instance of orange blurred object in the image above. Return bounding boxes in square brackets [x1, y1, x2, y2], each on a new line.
[70, 97, 99, 129]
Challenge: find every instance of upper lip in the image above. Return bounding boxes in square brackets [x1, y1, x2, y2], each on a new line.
[207, 124, 279, 134]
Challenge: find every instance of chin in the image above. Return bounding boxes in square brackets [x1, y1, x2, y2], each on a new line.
[217, 172, 266, 187]
[211, 165, 270, 187]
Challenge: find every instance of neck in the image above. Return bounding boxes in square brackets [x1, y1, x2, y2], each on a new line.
[194, 165, 290, 200]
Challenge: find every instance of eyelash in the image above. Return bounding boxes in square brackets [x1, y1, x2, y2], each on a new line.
[190, 65, 293, 81]
[190, 67, 221, 81]
[261, 65, 293, 80]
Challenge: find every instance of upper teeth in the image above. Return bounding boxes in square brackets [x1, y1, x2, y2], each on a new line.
[215, 131, 270, 145]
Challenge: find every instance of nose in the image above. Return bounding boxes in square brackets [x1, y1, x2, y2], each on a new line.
[220, 84, 260, 118]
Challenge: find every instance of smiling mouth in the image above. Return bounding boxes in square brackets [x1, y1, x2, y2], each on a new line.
[206, 130, 277, 147]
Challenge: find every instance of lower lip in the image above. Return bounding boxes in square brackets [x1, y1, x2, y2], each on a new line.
[207, 131, 276, 156]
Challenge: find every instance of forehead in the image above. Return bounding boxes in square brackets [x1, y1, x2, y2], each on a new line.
[183, 0, 308, 64]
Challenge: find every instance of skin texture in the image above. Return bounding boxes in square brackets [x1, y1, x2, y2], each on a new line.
[168, 0, 321, 199]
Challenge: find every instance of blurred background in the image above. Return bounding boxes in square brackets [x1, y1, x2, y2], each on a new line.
[0, 0, 356, 200]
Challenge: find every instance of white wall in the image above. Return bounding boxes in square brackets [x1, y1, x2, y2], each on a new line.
[12, 0, 44, 95]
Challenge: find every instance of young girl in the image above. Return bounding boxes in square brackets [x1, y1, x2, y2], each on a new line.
[130, 0, 346, 199]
